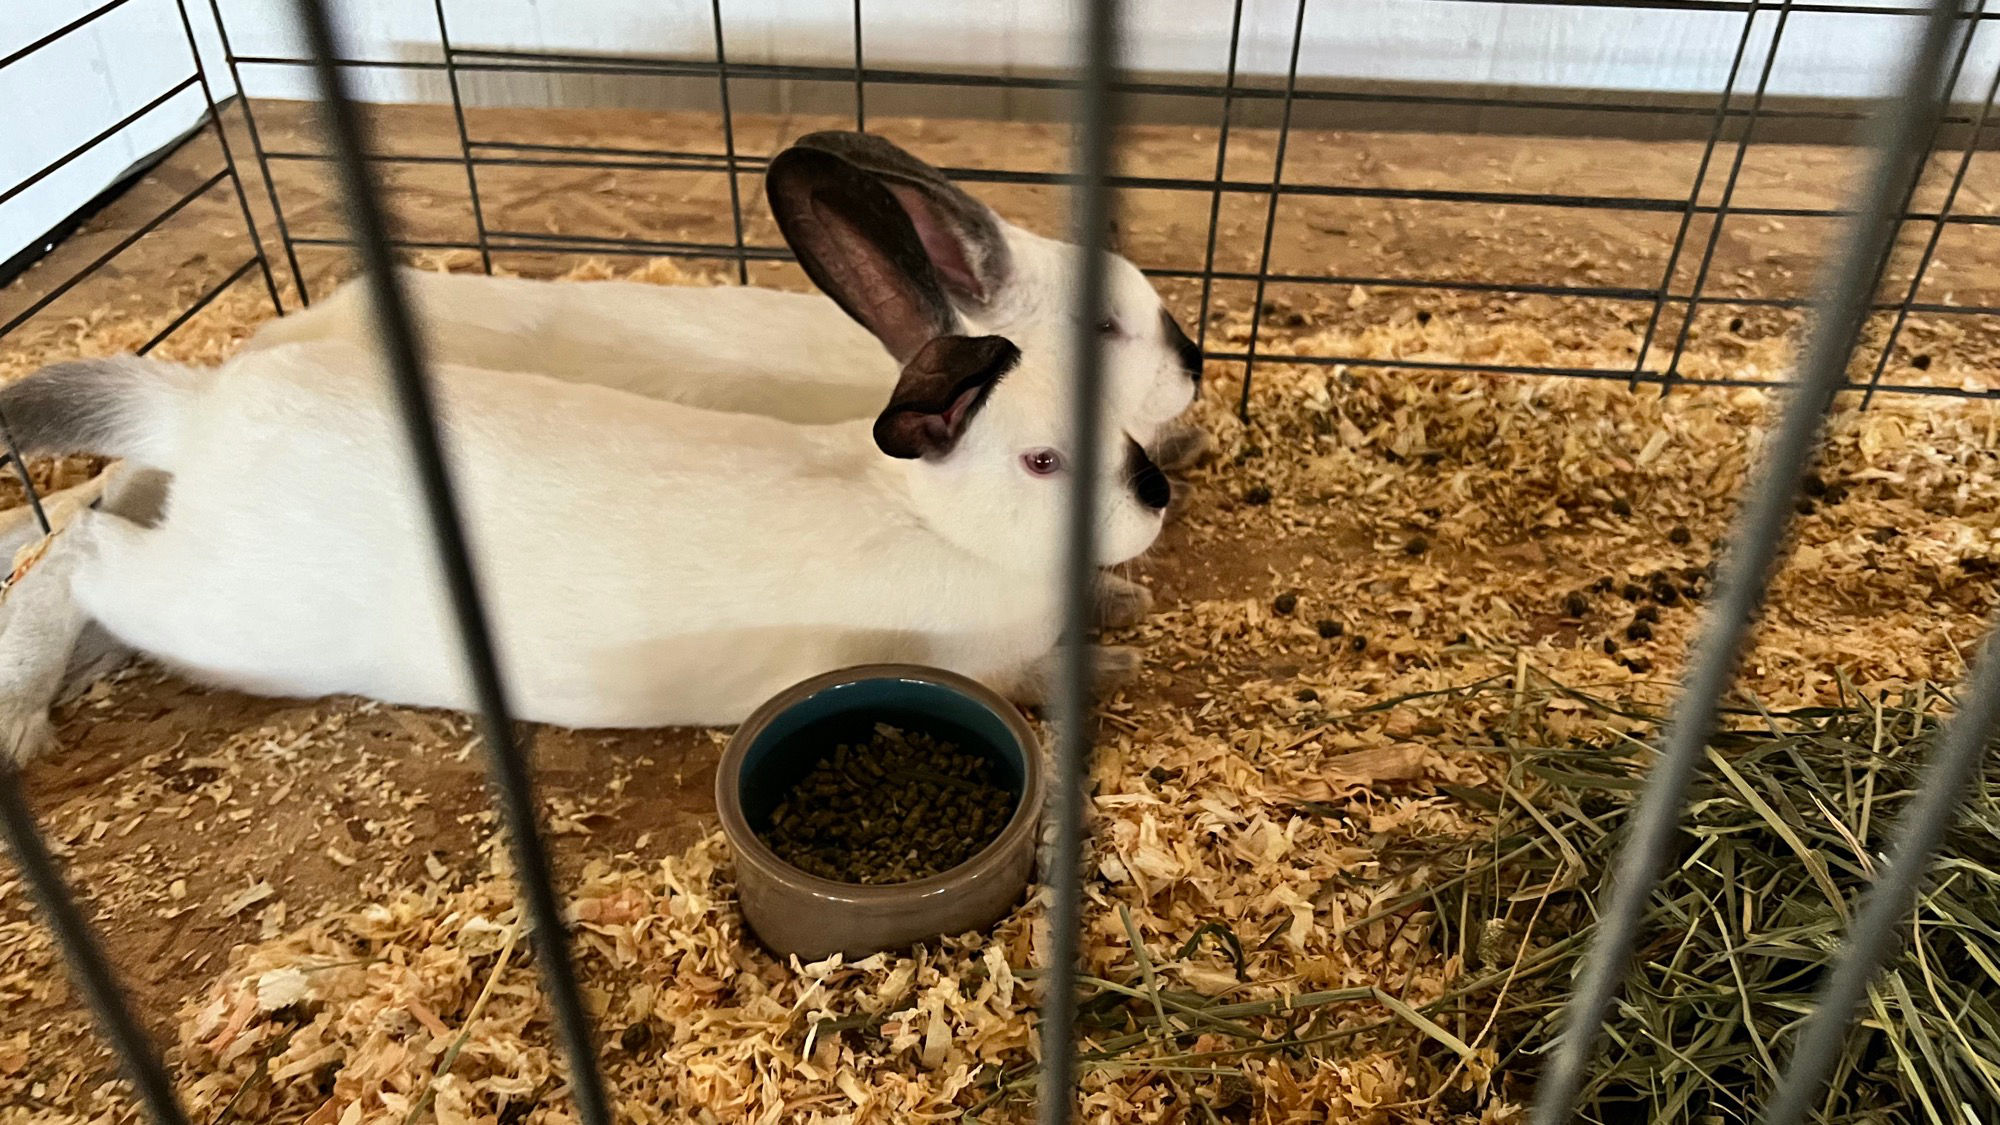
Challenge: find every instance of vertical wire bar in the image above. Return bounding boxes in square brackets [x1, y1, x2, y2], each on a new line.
[282, 4, 611, 1123]
[202, 0, 311, 305]
[1036, 0, 1120, 1119]
[852, 0, 866, 131]
[173, 0, 282, 313]
[1658, 0, 1795, 395]
[1861, 37, 2000, 407]
[0, 411, 51, 535]
[433, 0, 494, 274]
[1236, 0, 1310, 423]
[1527, 3, 1967, 1122]
[0, 769, 189, 1125]
[709, 0, 751, 285]
[1847, 0, 1986, 394]
[1759, 632, 2000, 1121]
[1630, 0, 1762, 390]
[1193, 0, 1247, 358]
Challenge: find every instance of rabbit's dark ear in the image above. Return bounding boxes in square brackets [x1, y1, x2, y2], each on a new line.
[874, 335, 1019, 460]
[767, 147, 956, 364]
[791, 131, 1012, 309]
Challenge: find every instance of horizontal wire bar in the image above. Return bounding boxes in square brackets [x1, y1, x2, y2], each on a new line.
[1445, 0, 1977, 14]
[483, 228, 793, 258]
[136, 258, 259, 355]
[1203, 348, 1998, 396]
[471, 138, 733, 161]
[0, 76, 201, 210]
[224, 50, 2000, 127]
[0, 0, 145, 71]
[0, 168, 228, 340]
[278, 227, 2000, 319]
[1530, 0, 1966, 1119]
[249, 145, 2000, 227]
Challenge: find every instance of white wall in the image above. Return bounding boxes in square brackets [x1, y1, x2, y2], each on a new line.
[212, 0, 1985, 105]
[4, 0, 1991, 264]
[1, 0, 227, 267]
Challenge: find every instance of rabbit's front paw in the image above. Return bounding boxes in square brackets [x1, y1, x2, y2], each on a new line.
[1096, 573, 1154, 629]
[0, 705, 56, 766]
[1008, 645, 1145, 707]
[1092, 644, 1142, 694]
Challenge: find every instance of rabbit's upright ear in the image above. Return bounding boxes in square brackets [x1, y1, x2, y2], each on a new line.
[874, 335, 1020, 460]
[790, 131, 1012, 310]
[767, 147, 956, 364]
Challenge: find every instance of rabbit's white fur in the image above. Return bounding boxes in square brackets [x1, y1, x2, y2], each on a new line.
[245, 137, 1202, 449]
[249, 274, 897, 423]
[0, 341, 1164, 760]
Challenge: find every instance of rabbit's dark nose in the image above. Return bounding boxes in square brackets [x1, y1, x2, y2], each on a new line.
[1162, 308, 1203, 390]
[1127, 438, 1171, 511]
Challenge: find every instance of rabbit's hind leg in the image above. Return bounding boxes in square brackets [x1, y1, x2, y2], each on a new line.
[0, 514, 109, 764]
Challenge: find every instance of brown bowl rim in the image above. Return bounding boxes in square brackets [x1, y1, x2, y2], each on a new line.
[716, 663, 1044, 904]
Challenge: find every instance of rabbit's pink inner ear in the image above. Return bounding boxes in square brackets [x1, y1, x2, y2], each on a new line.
[885, 183, 988, 305]
[818, 207, 937, 360]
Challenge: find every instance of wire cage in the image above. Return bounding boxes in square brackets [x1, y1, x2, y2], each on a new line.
[2, 1, 1999, 1123]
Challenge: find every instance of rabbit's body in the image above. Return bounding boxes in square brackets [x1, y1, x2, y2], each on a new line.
[0, 138, 1175, 761]
[250, 272, 895, 425]
[0, 342, 1150, 748]
[246, 132, 1206, 455]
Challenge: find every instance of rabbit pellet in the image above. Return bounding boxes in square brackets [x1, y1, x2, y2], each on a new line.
[759, 723, 1016, 885]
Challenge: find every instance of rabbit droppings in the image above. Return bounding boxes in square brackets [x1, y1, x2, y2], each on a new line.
[0, 147, 1169, 763]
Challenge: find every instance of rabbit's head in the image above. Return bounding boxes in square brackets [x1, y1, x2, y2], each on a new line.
[786, 131, 1202, 451]
[769, 147, 1168, 573]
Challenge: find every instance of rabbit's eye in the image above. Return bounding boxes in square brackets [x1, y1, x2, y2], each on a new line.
[1022, 448, 1065, 476]
[1097, 316, 1120, 337]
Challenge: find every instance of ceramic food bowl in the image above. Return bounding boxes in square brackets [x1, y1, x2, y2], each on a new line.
[716, 664, 1043, 961]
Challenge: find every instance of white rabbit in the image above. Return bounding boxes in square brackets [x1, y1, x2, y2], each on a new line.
[245, 131, 1210, 468]
[0, 149, 1171, 761]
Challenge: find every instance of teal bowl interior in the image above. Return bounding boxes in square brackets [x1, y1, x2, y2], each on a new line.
[735, 677, 1029, 835]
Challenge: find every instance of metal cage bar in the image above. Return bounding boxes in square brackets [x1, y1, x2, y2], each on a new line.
[852, 0, 867, 130]
[1657, 0, 1793, 393]
[171, 0, 284, 315]
[201, 0, 311, 305]
[1192, 0, 1247, 357]
[226, 42, 2000, 123]
[1036, 0, 1121, 1119]
[1759, 626, 2000, 1122]
[281, 3, 613, 1123]
[0, 772, 189, 1125]
[1861, 43, 2000, 407]
[1630, 0, 1762, 388]
[1235, 0, 1311, 421]
[1529, 0, 1970, 1120]
[709, 0, 752, 285]
[434, 0, 494, 274]
[0, 0, 146, 72]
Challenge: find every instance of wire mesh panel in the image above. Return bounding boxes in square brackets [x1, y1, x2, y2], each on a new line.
[4, 1, 2000, 1123]
[181, 0, 2000, 407]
